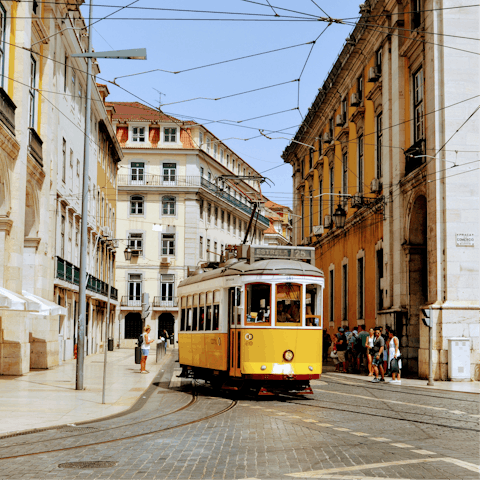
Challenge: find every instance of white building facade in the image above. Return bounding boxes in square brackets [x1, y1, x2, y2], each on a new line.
[110, 102, 269, 345]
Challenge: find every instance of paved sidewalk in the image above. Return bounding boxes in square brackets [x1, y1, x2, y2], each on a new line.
[0, 347, 174, 436]
[324, 368, 480, 394]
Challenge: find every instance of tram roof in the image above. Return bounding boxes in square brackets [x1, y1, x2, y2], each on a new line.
[178, 259, 324, 288]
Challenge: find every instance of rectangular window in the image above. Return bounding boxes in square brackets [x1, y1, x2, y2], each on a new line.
[342, 151, 348, 203]
[377, 249, 384, 311]
[309, 148, 314, 170]
[318, 179, 323, 227]
[233, 216, 236, 236]
[128, 232, 143, 254]
[213, 143, 217, 158]
[163, 163, 176, 184]
[275, 283, 301, 326]
[62, 138, 67, 182]
[162, 196, 176, 215]
[207, 238, 210, 261]
[199, 236, 203, 258]
[206, 137, 211, 154]
[164, 127, 177, 142]
[329, 165, 334, 216]
[329, 117, 334, 138]
[309, 188, 313, 233]
[341, 97, 348, 121]
[0, 4, 5, 88]
[329, 269, 334, 324]
[130, 162, 145, 185]
[29, 56, 36, 128]
[214, 241, 217, 257]
[132, 127, 145, 142]
[199, 131, 203, 147]
[60, 215, 65, 258]
[161, 233, 175, 256]
[342, 264, 348, 321]
[376, 113, 383, 179]
[221, 210, 225, 229]
[130, 195, 144, 215]
[413, 68, 424, 142]
[199, 200, 204, 217]
[358, 256, 365, 320]
[318, 139, 323, 156]
[376, 47, 383, 74]
[357, 74, 363, 101]
[245, 283, 271, 325]
[128, 274, 142, 307]
[160, 274, 175, 303]
[215, 206, 218, 225]
[358, 135, 364, 193]
[227, 213, 230, 232]
[412, 0, 421, 29]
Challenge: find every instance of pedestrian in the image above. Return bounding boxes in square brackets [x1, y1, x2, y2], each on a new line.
[383, 325, 391, 372]
[357, 325, 369, 372]
[323, 330, 332, 362]
[346, 326, 358, 372]
[371, 327, 385, 382]
[140, 325, 155, 374]
[387, 329, 402, 384]
[366, 327, 375, 376]
[336, 328, 348, 373]
[161, 329, 169, 354]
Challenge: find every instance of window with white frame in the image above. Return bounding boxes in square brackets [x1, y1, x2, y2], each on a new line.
[163, 163, 176, 183]
[160, 274, 175, 303]
[130, 195, 144, 215]
[206, 137, 211, 153]
[413, 68, 424, 143]
[162, 196, 176, 215]
[357, 255, 365, 320]
[199, 236, 203, 258]
[358, 135, 364, 193]
[161, 233, 175, 256]
[213, 143, 217, 158]
[207, 203, 212, 221]
[221, 210, 225, 229]
[199, 131, 204, 147]
[207, 238, 211, 261]
[132, 127, 146, 142]
[220, 149, 224, 163]
[128, 273, 142, 305]
[62, 138, 66, 182]
[164, 127, 177, 142]
[128, 232, 143, 254]
[200, 166, 204, 178]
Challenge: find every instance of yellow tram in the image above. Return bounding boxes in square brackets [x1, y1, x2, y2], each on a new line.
[177, 245, 324, 395]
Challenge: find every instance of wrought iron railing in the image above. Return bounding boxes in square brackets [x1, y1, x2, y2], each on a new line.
[153, 297, 178, 308]
[28, 127, 43, 167]
[0, 88, 16, 135]
[121, 295, 141, 307]
[118, 174, 269, 226]
[55, 256, 117, 300]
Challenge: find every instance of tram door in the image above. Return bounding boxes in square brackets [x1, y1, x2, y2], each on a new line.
[229, 287, 242, 377]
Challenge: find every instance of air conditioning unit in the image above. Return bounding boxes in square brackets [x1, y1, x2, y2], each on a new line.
[313, 225, 324, 235]
[350, 92, 361, 107]
[336, 113, 346, 127]
[323, 215, 332, 229]
[323, 132, 332, 144]
[351, 193, 364, 208]
[370, 178, 382, 193]
[368, 66, 381, 82]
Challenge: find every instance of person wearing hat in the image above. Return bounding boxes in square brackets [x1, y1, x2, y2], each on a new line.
[336, 327, 348, 373]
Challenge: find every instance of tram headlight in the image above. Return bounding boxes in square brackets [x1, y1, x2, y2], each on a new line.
[283, 350, 294, 362]
[308, 366, 313, 371]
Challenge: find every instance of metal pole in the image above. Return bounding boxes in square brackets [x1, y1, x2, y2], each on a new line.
[427, 307, 434, 386]
[102, 249, 113, 404]
[76, 0, 94, 391]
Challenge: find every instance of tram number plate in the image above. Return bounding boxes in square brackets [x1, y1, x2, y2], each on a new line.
[252, 247, 313, 261]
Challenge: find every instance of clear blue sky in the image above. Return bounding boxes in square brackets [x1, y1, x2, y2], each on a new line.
[84, 1, 362, 206]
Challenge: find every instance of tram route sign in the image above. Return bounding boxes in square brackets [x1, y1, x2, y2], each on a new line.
[248, 245, 315, 263]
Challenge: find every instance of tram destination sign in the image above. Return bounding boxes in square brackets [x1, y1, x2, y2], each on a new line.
[249, 246, 314, 263]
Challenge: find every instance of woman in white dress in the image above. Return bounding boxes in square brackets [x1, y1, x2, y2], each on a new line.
[387, 329, 401, 384]
[366, 328, 375, 376]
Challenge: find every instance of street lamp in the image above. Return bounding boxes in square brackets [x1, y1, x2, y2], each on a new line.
[73, 0, 147, 391]
[124, 247, 133, 261]
[332, 202, 347, 228]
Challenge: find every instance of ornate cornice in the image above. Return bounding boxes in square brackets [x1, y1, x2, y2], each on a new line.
[0, 123, 20, 160]
[349, 106, 366, 125]
[27, 154, 46, 187]
[0, 216, 13, 234]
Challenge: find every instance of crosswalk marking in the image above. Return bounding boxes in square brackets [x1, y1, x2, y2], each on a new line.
[370, 437, 391, 442]
[333, 427, 350, 431]
[390, 443, 414, 448]
[411, 449, 437, 455]
[350, 432, 369, 436]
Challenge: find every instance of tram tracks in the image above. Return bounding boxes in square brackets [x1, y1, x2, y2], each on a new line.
[0, 391, 237, 461]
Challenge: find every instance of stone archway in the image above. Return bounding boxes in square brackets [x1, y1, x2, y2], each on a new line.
[404, 194, 427, 375]
[158, 312, 175, 338]
[125, 312, 142, 340]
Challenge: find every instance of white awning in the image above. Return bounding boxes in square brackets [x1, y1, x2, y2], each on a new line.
[0, 286, 38, 310]
[22, 291, 68, 316]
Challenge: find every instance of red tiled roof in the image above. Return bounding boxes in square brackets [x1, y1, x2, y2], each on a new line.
[108, 102, 196, 125]
[264, 224, 277, 234]
[265, 200, 287, 210]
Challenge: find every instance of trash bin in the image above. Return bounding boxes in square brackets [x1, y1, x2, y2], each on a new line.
[170, 335, 174, 345]
[108, 338, 114, 351]
[135, 345, 142, 364]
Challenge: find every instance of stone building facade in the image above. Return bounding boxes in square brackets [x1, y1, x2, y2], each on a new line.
[0, 0, 121, 374]
[282, 0, 479, 379]
[110, 102, 270, 346]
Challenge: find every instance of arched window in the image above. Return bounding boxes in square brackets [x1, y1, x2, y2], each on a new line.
[162, 196, 176, 215]
[130, 195, 144, 215]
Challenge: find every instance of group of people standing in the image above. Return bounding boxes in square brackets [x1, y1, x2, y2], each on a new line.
[324, 325, 402, 384]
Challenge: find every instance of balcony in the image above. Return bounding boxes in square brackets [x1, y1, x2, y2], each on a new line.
[28, 127, 43, 167]
[121, 295, 141, 307]
[404, 139, 426, 176]
[0, 88, 16, 135]
[55, 256, 118, 301]
[118, 174, 270, 226]
[153, 297, 178, 309]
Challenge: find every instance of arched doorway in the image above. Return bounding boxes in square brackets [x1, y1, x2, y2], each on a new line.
[125, 312, 142, 340]
[405, 194, 427, 375]
[158, 312, 175, 338]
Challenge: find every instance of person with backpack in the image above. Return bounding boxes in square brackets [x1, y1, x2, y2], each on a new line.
[139, 325, 155, 374]
[161, 329, 169, 354]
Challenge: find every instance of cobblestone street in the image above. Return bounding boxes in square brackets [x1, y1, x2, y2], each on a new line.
[0, 357, 478, 480]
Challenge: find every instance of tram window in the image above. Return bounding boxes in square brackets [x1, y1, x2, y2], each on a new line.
[206, 305, 212, 330]
[306, 284, 322, 327]
[192, 307, 198, 331]
[186, 308, 192, 331]
[276, 283, 302, 326]
[199, 293, 205, 331]
[245, 283, 271, 325]
[213, 304, 219, 330]
[180, 307, 186, 331]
